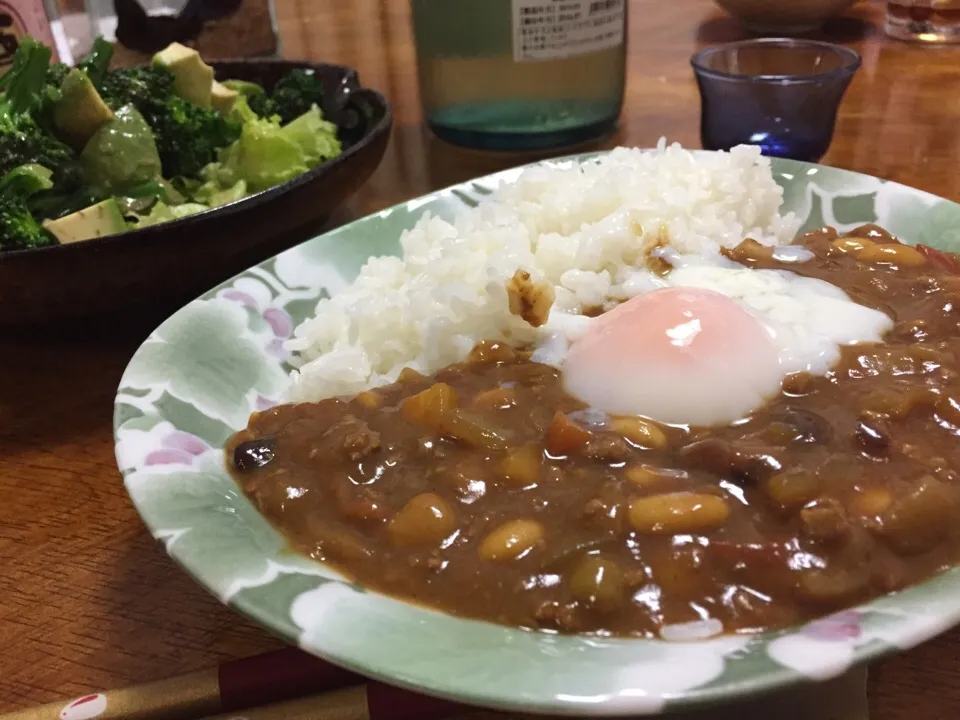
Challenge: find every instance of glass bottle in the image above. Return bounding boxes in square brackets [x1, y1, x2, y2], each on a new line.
[411, 0, 627, 151]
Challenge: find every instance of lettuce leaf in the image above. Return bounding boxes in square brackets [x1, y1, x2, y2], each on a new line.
[191, 178, 247, 207]
[130, 200, 208, 228]
[280, 104, 341, 166]
[214, 113, 307, 193]
[188, 97, 342, 198]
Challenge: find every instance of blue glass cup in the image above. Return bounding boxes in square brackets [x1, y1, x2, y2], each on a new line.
[691, 39, 861, 162]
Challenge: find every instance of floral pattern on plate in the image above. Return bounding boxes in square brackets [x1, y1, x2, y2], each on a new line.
[114, 152, 960, 715]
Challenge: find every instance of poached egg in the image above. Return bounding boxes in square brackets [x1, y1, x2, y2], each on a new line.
[534, 263, 893, 427]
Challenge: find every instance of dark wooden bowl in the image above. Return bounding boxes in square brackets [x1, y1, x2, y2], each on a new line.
[0, 60, 392, 326]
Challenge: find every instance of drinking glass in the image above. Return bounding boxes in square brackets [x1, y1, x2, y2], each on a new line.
[885, 0, 960, 43]
[691, 39, 861, 163]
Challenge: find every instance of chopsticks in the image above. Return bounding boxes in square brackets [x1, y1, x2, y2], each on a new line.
[0, 647, 462, 720]
[198, 690, 502, 720]
[0, 643, 871, 720]
[198, 683, 468, 720]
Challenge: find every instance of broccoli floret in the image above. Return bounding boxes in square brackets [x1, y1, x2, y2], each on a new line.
[39, 61, 70, 122]
[99, 64, 240, 179]
[0, 112, 77, 180]
[246, 91, 277, 120]
[46, 62, 69, 89]
[0, 38, 81, 193]
[0, 197, 50, 249]
[271, 69, 325, 124]
[99, 64, 175, 111]
[0, 163, 56, 250]
[146, 95, 241, 179]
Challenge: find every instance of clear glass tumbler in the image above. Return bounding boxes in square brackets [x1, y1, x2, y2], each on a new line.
[411, 0, 627, 151]
[885, 0, 960, 43]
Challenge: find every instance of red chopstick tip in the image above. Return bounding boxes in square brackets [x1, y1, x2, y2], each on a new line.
[367, 681, 467, 720]
[219, 647, 360, 712]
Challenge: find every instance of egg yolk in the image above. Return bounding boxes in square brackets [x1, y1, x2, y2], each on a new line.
[562, 287, 783, 426]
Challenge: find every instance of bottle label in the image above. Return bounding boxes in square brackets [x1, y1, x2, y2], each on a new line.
[512, 0, 625, 62]
[0, 1, 58, 68]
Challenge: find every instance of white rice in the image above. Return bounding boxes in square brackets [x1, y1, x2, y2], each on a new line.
[285, 140, 801, 402]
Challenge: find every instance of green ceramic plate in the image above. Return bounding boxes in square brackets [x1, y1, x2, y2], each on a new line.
[114, 151, 960, 716]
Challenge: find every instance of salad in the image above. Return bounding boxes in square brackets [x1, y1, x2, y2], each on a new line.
[0, 37, 343, 251]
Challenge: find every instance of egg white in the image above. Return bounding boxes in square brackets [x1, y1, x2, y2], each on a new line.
[662, 265, 893, 378]
[531, 253, 893, 424]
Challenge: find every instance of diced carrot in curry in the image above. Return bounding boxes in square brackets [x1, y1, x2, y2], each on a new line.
[544, 411, 591, 457]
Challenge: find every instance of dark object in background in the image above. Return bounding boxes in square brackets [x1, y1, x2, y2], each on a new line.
[0, 60, 391, 326]
[182, 0, 243, 23]
[0, 12, 18, 64]
[691, 38, 861, 163]
[114, 0, 242, 54]
[112, 0, 277, 65]
[114, 0, 200, 53]
[0, 1, 59, 69]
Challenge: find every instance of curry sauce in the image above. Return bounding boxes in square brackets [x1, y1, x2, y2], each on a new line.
[227, 225, 960, 637]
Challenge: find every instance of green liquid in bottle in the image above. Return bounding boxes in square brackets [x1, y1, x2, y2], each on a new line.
[412, 0, 627, 151]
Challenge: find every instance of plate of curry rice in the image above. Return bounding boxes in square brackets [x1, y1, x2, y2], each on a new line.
[115, 141, 960, 715]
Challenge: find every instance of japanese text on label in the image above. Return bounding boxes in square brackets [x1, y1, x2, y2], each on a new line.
[512, 0, 625, 62]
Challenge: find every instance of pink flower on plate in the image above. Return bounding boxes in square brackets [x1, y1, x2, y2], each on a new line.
[162, 431, 210, 456]
[144, 431, 210, 466]
[256, 394, 278, 411]
[801, 610, 863, 641]
[144, 448, 195, 466]
[219, 289, 259, 310]
[262, 307, 293, 338]
[266, 336, 290, 361]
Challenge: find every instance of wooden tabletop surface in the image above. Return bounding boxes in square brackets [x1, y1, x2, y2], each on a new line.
[3, 0, 960, 717]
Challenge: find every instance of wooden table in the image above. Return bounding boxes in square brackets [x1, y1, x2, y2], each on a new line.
[3, 0, 960, 717]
